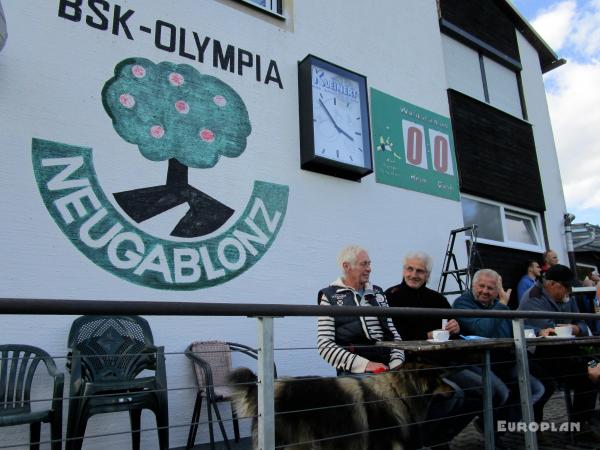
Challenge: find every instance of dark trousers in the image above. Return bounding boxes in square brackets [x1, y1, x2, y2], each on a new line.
[532, 347, 598, 423]
[422, 367, 497, 446]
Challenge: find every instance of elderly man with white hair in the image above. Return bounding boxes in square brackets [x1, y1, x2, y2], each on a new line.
[386, 251, 494, 449]
[453, 269, 546, 427]
[385, 250, 460, 340]
[316, 245, 405, 375]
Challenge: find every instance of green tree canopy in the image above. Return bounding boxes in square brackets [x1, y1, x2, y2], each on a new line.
[102, 57, 251, 168]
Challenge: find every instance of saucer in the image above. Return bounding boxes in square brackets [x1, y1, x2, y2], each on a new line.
[545, 335, 574, 339]
[427, 339, 450, 343]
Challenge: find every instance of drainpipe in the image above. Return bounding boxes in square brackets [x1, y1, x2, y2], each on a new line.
[564, 213, 577, 273]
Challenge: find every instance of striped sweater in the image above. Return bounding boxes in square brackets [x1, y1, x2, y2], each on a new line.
[317, 278, 405, 373]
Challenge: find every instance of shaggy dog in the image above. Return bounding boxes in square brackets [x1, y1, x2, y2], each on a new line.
[228, 362, 452, 450]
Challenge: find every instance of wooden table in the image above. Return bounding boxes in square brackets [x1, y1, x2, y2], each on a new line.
[377, 334, 600, 450]
[378, 338, 513, 450]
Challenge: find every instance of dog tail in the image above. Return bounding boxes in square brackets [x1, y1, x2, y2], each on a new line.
[228, 367, 258, 418]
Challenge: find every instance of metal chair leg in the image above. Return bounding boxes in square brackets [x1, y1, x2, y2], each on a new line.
[206, 396, 216, 450]
[186, 393, 203, 450]
[232, 408, 240, 443]
[211, 401, 231, 450]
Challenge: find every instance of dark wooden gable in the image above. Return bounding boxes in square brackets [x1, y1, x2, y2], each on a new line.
[448, 89, 545, 212]
[439, 0, 520, 66]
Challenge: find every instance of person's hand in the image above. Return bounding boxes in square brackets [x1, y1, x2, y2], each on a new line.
[365, 361, 389, 373]
[497, 276, 512, 305]
[539, 328, 555, 337]
[589, 365, 600, 384]
[445, 319, 460, 335]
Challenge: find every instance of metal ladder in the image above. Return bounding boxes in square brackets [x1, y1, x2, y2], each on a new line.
[438, 224, 483, 296]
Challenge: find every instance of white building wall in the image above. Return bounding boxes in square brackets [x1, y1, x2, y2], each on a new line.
[0, 1, 565, 449]
[516, 31, 569, 262]
[0, 1, 467, 448]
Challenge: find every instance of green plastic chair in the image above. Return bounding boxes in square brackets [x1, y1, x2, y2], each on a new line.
[65, 316, 168, 450]
[0, 344, 64, 450]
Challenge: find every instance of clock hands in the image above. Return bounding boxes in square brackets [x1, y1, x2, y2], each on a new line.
[318, 98, 354, 142]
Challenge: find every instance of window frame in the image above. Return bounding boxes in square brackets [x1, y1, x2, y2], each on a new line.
[234, 0, 286, 20]
[441, 31, 526, 120]
[461, 194, 544, 252]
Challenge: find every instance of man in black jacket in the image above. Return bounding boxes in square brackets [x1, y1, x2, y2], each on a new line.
[385, 251, 459, 340]
[385, 252, 510, 449]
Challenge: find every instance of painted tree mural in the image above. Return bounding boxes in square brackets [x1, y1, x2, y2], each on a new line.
[102, 57, 251, 237]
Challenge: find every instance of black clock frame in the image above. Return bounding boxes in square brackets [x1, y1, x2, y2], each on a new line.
[298, 54, 373, 181]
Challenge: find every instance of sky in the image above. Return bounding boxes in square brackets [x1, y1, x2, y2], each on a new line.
[510, 0, 600, 226]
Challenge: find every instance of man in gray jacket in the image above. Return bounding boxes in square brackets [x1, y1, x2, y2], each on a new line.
[519, 264, 589, 336]
[519, 264, 600, 440]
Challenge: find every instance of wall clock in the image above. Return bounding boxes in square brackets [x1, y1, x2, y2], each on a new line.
[298, 55, 373, 181]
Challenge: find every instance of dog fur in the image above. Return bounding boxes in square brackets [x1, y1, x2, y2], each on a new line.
[228, 362, 452, 450]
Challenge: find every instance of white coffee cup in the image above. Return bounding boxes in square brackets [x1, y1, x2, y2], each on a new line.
[432, 329, 450, 342]
[555, 325, 573, 337]
[524, 328, 536, 338]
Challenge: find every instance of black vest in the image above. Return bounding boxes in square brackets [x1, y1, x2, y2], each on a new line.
[318, 285, 394, 364]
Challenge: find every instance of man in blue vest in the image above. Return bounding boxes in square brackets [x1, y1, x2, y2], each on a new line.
[316, 245, 405, 374]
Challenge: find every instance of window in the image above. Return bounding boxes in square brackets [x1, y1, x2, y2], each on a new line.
[236, 0, 284, 18]
[461, 195, 542, 251]
[504, 211, 538, 245]
[442, 35, 485, 102]
[441, 35, 523, 119]
[484, 56, 522, 118]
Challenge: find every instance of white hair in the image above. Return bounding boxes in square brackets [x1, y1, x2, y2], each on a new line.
[403, 251, 433, 273]
[337, 245, 367, 274]
[472, 268, 500, 286]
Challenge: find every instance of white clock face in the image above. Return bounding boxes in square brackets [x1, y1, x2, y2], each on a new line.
[311, 66, 365, 168]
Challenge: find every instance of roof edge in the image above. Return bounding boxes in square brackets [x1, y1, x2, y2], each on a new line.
[500, 0, 564, 73]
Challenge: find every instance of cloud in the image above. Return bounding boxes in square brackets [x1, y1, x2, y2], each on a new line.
[530, 1, 576, 50]
[568, 0, 600, 58]
[528, 1, 600, 223]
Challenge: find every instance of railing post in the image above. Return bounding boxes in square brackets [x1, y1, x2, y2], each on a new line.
[482, 349, 495, 450]
[257, 317, 275, 450]
[512, 318, 538, 450]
